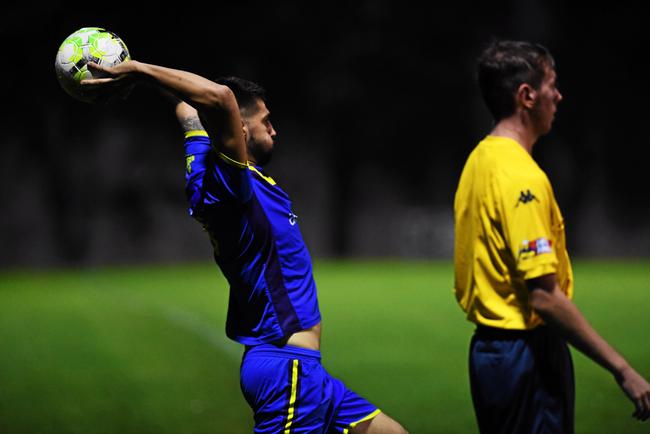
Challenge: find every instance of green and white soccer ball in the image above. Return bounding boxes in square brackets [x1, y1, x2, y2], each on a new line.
[55, 27, 130, 103]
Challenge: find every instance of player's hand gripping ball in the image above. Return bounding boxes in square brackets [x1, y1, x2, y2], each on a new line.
[55, 27, 130, 103]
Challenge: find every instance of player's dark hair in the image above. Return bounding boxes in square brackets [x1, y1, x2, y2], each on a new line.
[215, 76, 266, 113]
[477, 39, 555, 122]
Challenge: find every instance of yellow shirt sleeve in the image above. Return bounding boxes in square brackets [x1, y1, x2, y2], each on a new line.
[498, 170, 559, 280]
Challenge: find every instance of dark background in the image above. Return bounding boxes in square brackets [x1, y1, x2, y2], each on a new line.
[2, 2, 649, 268]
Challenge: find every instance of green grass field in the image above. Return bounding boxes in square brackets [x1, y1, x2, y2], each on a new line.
[1, 260, 648, 433]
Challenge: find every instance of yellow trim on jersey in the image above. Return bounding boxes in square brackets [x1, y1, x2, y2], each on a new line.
[183, 130, 248, 169]
[343, 409, 382, 434]
[218, 152, 249, 169]
[284, 359, 300, 434]
[248, 165, 277, 185]
[184, 129, 209, 138]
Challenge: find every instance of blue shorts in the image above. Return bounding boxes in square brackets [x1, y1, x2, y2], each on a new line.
[240, 344, 381, 433]
[469, 326, 574, 434]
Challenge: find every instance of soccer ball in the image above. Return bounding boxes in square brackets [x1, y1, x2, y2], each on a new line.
[55, 27, 130, 103]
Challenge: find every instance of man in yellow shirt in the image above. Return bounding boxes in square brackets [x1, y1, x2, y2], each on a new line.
[454, 39, 650, 433]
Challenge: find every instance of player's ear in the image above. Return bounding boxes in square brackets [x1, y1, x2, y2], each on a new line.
[518, 83, 537, 110]
[241, 120, 248, 143]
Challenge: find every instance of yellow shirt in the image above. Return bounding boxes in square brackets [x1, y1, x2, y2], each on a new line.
[453, 135, 573, 329]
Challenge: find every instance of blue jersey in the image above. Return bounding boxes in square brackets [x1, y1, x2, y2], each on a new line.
[183, 131, 321, 346]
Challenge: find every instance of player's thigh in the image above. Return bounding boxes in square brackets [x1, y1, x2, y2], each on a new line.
[350, 412, 408, 434]
[241, 353, 328, 433]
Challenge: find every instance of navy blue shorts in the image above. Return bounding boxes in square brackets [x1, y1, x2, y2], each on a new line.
[469, 326, 574, 434]
[240, 344, 380, 433]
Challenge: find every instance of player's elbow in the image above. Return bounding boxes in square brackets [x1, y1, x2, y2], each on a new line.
[202, 83, 236, 112]
[529, 288, 553, 313]
[526, 274, 560, 319]
[529, 287, 564, 323]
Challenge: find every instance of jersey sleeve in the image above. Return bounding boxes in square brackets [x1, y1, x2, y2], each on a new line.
[497, 170, 559, 280]
[183, 130, 252, 217]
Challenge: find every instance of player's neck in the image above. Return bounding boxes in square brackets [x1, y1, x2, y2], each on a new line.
[490, 117, 538, 155]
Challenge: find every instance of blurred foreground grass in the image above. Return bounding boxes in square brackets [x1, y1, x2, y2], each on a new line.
[0, 260, 648, 433]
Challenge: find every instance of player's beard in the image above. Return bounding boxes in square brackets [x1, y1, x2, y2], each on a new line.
[247, 134, 273, 167]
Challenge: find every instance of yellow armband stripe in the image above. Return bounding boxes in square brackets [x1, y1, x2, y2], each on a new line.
[184, 130, 209, 138]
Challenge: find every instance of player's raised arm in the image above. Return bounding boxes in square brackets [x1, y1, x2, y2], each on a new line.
[174, 100, 205, 137]
[82, 60, 247, 164]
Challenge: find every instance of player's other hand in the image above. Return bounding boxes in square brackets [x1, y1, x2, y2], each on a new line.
[80, 61, 139, 103]
[82, 60, 139, 83]
[617, 365, 650, 421]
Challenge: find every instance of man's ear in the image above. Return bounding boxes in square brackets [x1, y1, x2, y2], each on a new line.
[517, 83, 537, 110]
[241, 120, 248, 143]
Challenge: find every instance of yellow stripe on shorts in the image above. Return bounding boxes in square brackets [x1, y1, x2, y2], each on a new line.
[343, 409, 382, 434]
[284, 359, 300, 433]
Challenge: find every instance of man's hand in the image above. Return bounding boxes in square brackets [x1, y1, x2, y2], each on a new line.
[80, 61, 140, 102]
[617, 365, 650, 421]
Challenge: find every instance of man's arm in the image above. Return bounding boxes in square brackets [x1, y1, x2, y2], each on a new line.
[175, 101, 204, 135]
[528, 274, 650, 421]
[81, 60, 247, 164]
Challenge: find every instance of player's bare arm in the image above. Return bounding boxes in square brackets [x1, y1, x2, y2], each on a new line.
[527, 274, 650, 421]
[81, 60, 247, 163]
[175, 101, 204, 133]
[157, 89, 204, 133]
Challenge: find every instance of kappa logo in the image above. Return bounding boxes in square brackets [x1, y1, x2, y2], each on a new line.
[288, 212, 298, 226]
[516, 189, 539, 207]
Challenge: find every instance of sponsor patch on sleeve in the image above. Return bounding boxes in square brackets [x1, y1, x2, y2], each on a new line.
[518, 237, 553, 259]
[186, 155, 195, 174]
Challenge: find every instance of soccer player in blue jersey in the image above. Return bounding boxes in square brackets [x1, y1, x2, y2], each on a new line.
[454, 39, 650, 433]
[82, 61, 408, 433]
